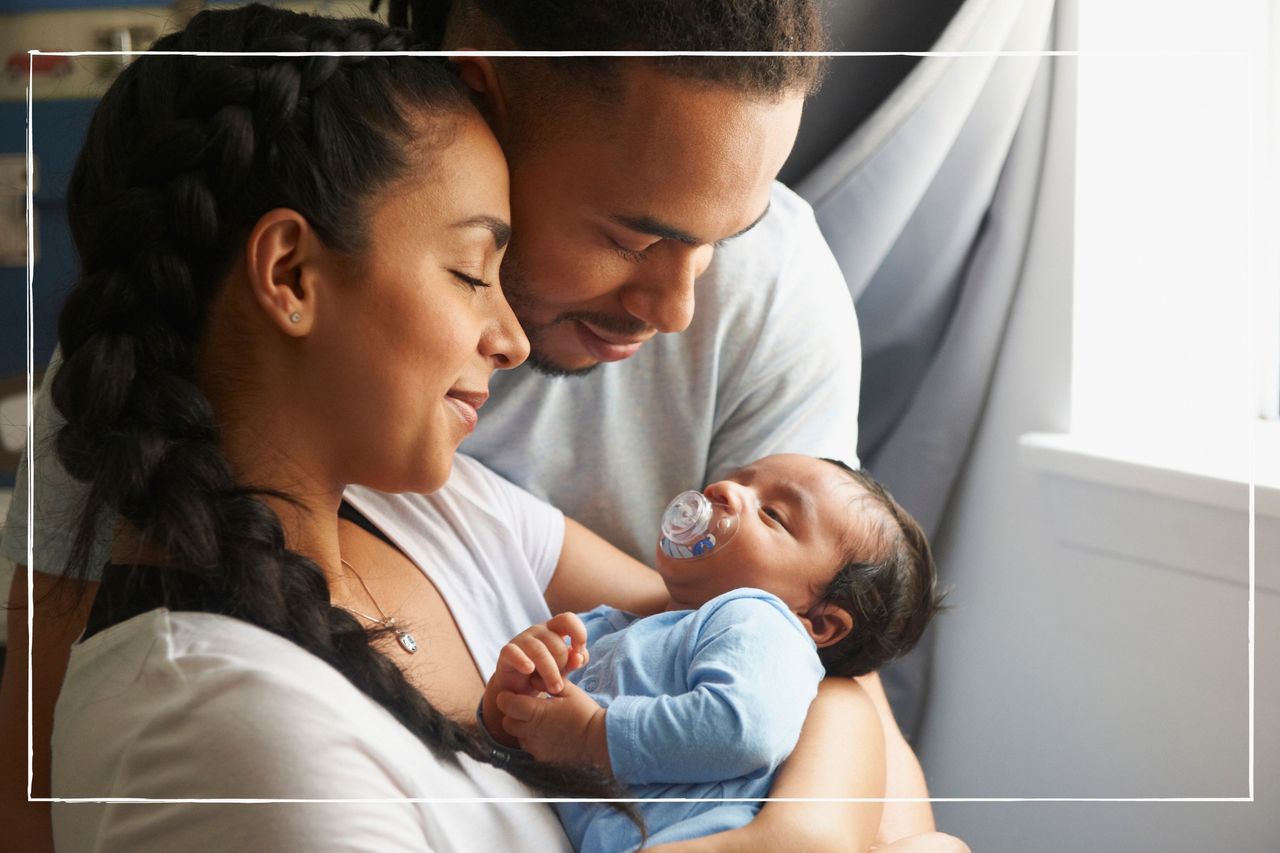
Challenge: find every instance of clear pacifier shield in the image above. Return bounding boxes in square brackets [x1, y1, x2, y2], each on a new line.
[659, 490, 738, 559]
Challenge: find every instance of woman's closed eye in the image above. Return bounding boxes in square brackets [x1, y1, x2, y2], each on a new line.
[450, 269, 493, 290]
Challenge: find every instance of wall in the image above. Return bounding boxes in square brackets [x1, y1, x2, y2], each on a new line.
[918, 2, 1280, 848]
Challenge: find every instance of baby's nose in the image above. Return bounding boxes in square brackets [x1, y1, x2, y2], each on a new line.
[703, 480, 749, 514]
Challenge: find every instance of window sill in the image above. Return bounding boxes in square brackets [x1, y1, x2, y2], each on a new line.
[1019, 422, 1280, 593]
[1020, 421, 1280, 518]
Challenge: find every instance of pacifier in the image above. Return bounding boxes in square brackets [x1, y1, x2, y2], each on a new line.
[659, 490, 739, 560]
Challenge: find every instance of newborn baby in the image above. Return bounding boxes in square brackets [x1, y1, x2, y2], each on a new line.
[480, 454, 942, 852]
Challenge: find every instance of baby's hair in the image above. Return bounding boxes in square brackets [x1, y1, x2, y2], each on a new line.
[811, 459, 945, 678]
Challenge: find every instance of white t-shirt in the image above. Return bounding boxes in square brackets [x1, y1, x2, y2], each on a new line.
[343, 454, 560, 680]
[52, 456, 570, 852]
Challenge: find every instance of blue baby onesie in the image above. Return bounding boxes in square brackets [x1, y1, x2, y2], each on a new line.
[557, 588, 825, 852]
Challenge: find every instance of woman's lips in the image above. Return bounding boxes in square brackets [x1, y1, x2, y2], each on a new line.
[444, 389, 487, 434]
[574, 320, 649, 363]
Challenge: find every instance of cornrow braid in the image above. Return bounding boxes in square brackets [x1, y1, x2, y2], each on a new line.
[53, 2, 641, 819]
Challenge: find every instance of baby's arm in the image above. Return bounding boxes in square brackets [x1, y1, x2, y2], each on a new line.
[480, 612, 590, 749]
[498, 595, 822, 785]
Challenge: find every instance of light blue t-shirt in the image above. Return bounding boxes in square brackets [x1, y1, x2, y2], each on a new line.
[558, 588, 826, 853]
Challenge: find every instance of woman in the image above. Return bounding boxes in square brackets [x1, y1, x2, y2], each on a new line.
[32, 5, 900, 852]
[48, 6, 634, 850]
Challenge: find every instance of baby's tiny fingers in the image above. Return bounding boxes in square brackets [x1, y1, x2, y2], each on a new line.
[518, 634, 564, 694]
[498, 643, 535, 675]
[546, 612, 589, 651]
[496, 691, 539, 724]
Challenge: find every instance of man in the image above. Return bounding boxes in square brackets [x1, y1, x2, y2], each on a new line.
[1, 0, 942, 848]
[402, 1, 938, 844]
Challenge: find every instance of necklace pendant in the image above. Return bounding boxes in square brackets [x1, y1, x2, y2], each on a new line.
[396, 630, 419, 654]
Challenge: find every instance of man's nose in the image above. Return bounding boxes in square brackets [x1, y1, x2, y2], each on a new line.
[619, 244, 712, 334]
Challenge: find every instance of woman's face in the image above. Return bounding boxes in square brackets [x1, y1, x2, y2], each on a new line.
[309, 112, 528, 494]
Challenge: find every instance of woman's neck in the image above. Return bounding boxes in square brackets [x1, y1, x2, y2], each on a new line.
[219, 418, 346, 576]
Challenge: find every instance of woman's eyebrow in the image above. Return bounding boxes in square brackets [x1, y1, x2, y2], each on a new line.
[452, 215, 511, 250]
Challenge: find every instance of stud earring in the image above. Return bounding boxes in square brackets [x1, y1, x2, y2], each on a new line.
[289, 312, 302, 324]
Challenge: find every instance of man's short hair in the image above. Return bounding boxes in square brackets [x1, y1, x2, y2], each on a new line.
[380, 0, 828, 97]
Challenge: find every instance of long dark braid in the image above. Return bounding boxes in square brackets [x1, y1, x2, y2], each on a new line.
[53, 3, 641, 815]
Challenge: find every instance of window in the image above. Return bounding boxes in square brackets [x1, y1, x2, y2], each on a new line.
[1072, 0, 1277, 480]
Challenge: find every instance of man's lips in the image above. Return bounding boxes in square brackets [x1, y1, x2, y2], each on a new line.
[444, 389, 488, 433]
[574, 320, 652, 363]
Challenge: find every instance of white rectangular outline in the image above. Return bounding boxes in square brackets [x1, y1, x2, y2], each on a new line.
[20, 46, 1258, 806]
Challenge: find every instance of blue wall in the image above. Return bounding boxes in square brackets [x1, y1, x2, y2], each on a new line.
[1, 99, 97, 486]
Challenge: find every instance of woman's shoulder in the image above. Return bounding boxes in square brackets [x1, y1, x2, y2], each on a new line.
[57, 610, 562, 796]
[54, 609, 573, 850]
[59, 610, 421, 795]
[63, 607, 409, 747]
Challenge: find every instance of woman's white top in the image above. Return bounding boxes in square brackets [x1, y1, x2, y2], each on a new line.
[53, 454, 570, 852]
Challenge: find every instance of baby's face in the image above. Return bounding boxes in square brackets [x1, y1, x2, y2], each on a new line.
[655, 454, 864, 615]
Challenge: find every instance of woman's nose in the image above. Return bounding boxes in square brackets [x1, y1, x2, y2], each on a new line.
[482, 288, 531, 370]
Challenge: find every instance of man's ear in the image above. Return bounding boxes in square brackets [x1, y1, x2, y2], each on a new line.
[798, 602, 854, 649]
[450, 54, 510, 134]
[244, 208, 320, 337]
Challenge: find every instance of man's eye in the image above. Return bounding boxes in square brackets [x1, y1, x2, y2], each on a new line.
[610, 238, 652, 263]
[450, 270, 492, 290]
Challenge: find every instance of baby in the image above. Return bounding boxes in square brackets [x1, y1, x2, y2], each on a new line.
[480, 454, 943, 852]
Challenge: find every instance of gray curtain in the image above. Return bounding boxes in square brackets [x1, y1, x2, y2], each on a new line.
[792, 0, 1057, 739]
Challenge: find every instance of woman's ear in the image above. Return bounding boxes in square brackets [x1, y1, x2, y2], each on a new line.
[244, 208, 320, 337]
[450, 54, 510, 133]
[798, 603, 854, 649]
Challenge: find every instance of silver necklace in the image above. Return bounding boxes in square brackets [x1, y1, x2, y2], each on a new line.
[339, 558, 419, 654]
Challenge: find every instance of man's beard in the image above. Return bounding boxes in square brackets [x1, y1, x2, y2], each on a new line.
[502, 256, 648, 379]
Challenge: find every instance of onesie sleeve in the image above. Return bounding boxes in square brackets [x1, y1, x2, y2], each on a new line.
[603, 592, 825, 786]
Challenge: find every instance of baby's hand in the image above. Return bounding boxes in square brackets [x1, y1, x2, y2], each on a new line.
[496, 681, 611, 771]
[495, 611, 589, 696]
[482, 613, 589, 747]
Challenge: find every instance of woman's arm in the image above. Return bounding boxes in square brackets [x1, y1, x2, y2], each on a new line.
[543, 517, 668, 616]
[856, 671, 937, 840]
[0, 567, 97, 853]
[648, 677, 886, 853]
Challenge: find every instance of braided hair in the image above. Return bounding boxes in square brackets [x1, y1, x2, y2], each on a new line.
[52, 3, 641, 815]
[373, 0, 827, 95]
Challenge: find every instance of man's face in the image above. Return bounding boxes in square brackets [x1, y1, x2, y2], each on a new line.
[497, 64, 804, 375]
